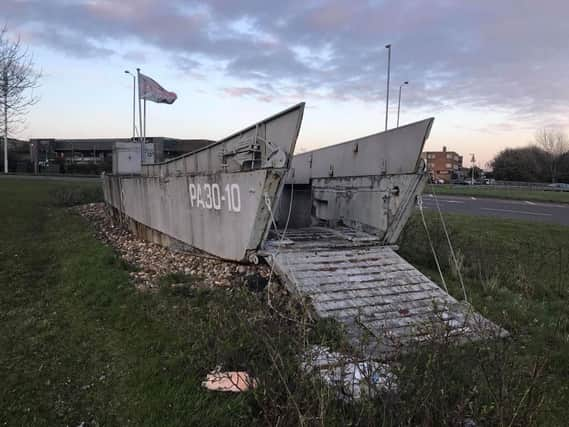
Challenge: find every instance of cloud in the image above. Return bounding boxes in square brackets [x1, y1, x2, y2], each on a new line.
[223, 86, 274, 102]
[2, 0, 569, 126]
[123, 50, 147, 63]
[23, 27, 115, 58]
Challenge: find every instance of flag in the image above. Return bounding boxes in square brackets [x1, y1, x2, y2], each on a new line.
[138, 73, 177, 104]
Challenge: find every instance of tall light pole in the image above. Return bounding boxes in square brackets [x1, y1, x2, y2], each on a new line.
[384, 44, 391, 131]
[124, 70, 136, 140]
[396, 81, 408, 128]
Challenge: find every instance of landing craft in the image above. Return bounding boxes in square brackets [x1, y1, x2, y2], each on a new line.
[102, 103, 432, 262]
[103, 105, 503, 353]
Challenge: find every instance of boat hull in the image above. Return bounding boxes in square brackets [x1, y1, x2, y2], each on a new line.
[103, 169, 284, 261]
[103, 103, 305, 262]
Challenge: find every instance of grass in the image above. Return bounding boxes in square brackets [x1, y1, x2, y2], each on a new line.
[0, 179, 342, 426]
[1, 177, 568, 425]
[424, 184, 569, 204]
[399, 211, 569, 424]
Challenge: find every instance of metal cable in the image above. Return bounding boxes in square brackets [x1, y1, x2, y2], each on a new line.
[429, 184, 469, 302]
[417, 195, 449, 294]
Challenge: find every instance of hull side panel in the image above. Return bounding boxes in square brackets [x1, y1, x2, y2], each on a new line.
[142, 103, 305, 176]
[105, 169, 282, 261]
[288, 118, 433, 184]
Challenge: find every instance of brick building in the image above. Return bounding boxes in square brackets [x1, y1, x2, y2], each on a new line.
[421, 146, 463, 183]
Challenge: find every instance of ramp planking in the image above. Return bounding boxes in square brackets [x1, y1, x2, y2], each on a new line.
[263, 227, 503, 356]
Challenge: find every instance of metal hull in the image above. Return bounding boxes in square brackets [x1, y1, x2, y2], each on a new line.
[103, 109, 433, 262]
[103, 103, 305, 262]
[103, 169, 284, 261]
[275, 118, 434, 244]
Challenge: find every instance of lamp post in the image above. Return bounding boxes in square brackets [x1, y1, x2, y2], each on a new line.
[384, 44, 391, 131]
[396, 81, 408, 127]
[124, 70, 136, 140]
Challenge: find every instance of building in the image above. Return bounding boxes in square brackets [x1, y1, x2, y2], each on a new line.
[421, 146, 463, 183]
[28, 137, 213, 174]
[0, 138, 33, 173]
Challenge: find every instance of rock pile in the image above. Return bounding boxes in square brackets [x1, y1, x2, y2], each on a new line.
[76, 203, 270, 291]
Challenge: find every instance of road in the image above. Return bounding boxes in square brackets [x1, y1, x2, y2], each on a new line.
[420, 194, 569, 226]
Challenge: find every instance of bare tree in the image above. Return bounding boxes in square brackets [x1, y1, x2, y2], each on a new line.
[534, 128, 569, 183]
[1, 25, 41, 173]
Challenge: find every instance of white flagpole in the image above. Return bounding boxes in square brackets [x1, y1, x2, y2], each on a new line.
[136, 68, 143, 143]
[143, 99, 146, 143]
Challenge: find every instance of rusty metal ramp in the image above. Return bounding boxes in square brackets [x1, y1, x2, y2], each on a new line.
[263, 227, 503, 356]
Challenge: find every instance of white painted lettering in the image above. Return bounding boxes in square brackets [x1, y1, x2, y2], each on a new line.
[189, 183, 196, 207]
[204, 184, 213, 209]
[197, 184, 205, 208]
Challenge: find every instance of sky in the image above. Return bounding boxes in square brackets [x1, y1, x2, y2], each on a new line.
[2, 0, 569, 167]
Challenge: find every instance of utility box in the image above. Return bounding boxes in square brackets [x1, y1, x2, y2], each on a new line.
[113, 142, 141, 175]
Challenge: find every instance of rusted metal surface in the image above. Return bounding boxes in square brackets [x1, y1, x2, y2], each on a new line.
[264, 227, 504, 356]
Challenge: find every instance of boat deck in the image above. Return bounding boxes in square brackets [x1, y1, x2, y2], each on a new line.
[263, 227, 504, 356]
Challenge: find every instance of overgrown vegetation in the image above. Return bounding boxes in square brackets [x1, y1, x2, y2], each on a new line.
[0, 178, 567, 425]
[399, 211, 569, 424]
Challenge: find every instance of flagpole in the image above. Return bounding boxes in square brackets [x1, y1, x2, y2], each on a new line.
[143, 99, 146, 143]
[136, 68, 143, 143]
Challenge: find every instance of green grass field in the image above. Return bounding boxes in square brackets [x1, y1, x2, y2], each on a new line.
[424, 184, 569, 204]
[1, 178, 568, 426]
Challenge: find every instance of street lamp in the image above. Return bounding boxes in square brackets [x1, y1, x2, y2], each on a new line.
[384, 44, 391, 131]
[124, 70, 136, 140]
[396, 81, 408, 128]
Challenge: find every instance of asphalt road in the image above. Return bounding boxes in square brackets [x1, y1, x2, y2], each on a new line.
[420, 194, 569, 226]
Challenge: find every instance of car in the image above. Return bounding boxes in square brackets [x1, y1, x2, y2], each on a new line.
[548, 183, 569, 191]
[429, 178, 445, 184]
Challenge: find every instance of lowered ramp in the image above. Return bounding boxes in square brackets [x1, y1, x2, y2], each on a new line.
[263, 227, 503, 356]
